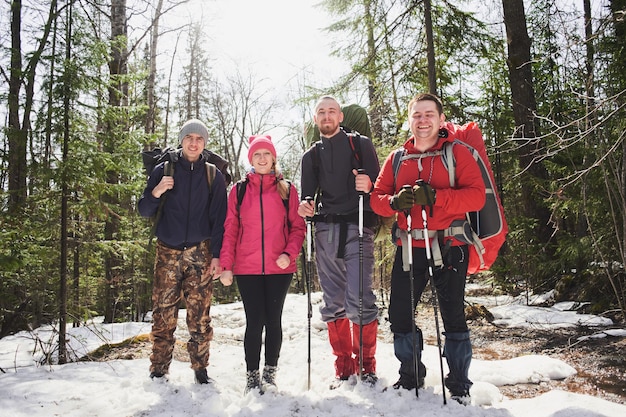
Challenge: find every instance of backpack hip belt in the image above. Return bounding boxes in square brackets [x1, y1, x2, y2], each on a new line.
[394, 219, 485, 272]
[313, 212, 377, 259]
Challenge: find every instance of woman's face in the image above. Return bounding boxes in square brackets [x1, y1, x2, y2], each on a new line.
[251, 148, 274, 175]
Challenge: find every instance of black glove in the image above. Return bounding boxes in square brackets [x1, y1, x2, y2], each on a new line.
[390, 187, 415, 211]
[412, 183, 436, 206]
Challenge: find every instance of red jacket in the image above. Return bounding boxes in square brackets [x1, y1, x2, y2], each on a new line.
[371, 132, 485, 247]
[220, 172, 305, 275]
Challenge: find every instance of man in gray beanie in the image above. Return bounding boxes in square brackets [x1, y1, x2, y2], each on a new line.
[138, 118, 228, 385]
[178, 119, 210, 145]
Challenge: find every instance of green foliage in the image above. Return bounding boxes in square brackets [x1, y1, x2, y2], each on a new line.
[2, 0, 625, 336]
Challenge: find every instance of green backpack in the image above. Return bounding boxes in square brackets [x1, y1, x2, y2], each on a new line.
[304, 103, 372, 146]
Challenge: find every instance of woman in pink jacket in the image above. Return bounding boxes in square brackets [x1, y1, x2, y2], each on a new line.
[219, 135, 305, 394]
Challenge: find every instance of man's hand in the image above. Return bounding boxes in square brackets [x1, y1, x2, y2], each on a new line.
[152, 176, 174, 198]
[412, 183, 436, 206]
[352, 169, 372, 194]
[297, 199, 315, 218]
[209, 258, 222, 277]
[218, 270, 234, 286]
[390, 186, 415, 211]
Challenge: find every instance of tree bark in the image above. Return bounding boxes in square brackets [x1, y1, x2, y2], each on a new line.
[8, 0, 26, 211]
[145, 0, 163, 139]
[502, 0, 552, 243]
[423, 0, 437, 95]
[103, 0, 128, 324]
[59, 0, 71, 364]
[8, 0, 59, 212]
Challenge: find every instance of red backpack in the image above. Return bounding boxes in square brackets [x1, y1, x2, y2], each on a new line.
[391, 121, 507, 274]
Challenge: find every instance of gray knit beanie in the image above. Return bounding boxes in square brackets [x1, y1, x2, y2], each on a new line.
[178, 119, 209, 144]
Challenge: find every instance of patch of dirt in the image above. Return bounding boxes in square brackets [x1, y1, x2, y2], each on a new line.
[414, 300, 626, 406]
[81, 335, 189, 364]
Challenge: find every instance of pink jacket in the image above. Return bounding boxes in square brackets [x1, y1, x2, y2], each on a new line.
[220, 172, 305, 275]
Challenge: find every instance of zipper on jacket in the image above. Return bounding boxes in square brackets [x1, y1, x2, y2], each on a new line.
[259, 177, 265, 275]
[183, 161, 194, 249]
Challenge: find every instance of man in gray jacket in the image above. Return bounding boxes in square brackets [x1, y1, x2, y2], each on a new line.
[298, 96, 380, 388]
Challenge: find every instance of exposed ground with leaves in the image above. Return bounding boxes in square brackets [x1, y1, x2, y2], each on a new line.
[417, 286, 626, 406]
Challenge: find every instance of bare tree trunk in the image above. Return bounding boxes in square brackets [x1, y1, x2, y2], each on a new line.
[72, 202, 81, 329]
[364, 0, 382, 142]
[145, 0, 163, 138]
[502, 0, 552, 243]
[579, 0, 595, 239]
[8, 0, 58, 212]
[423, 0, 437, 95]
[103, 0, 129, 324]
[59, 0, 71, 365]
[8, 0, 26, 211]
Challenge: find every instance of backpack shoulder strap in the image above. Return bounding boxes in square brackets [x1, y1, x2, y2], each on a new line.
[236, 178, 249, 212]
[205, 162, 217, 194]
[347, 132, 363, 168]
[391, 148, 405, 191]
[161, 148, 180, 177]
[442, 141, 456, 188]
[312, 141, 322, 181]
[283, 180, 291, 211]
[235, 177, 290, 216]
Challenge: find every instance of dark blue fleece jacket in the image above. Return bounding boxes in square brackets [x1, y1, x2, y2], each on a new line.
[138, 151, 227, 257]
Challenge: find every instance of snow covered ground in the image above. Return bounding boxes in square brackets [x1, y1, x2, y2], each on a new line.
[1, 288, 625, 417]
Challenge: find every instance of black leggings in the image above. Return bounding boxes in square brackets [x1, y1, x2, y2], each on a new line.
[236, 274, 292, 371]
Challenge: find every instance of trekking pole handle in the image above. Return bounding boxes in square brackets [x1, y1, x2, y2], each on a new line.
[402, 184, 413, 266]
[304, 196, 314, 219]
[415, 179, 434, 215]
[305, 196, 314, 262]
[401, 184, 413, 218]
[356, 168, 367, 195]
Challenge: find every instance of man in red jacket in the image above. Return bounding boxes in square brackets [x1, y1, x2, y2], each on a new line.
[370, 93, 485, 403]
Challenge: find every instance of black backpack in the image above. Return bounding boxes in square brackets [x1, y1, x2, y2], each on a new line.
[141, 146, 232, 242]
[141, 146, 232, 188]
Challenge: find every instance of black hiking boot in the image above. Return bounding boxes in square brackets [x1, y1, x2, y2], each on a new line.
[194, 368, 211, 384]
[245, 369, 262, 394]
[360, 372, 378, 386]
[391, 374, 424, 390]
[329, 375, 351, 390]
[450, 392, 471, 405]
[262, 365, 278, 391]
[149, 371, 166, 380]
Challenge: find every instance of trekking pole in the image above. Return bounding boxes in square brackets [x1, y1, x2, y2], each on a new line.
[417, 180, 447, 405]
[357, 169, 366, 382]
[305, 196, 314, 391]
[402, 185, 419, 398]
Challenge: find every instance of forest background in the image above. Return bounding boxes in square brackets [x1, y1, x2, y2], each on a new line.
[0, 0, 625, 365]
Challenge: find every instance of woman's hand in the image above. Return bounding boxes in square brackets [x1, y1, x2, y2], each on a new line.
[276, 253, 290, 269]
[218, 270, 234, 286]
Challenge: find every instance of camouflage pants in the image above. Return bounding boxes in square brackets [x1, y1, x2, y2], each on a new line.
[149, 240, 214, 374]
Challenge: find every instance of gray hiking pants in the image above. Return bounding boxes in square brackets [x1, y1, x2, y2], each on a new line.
[314, 222, 378, 324]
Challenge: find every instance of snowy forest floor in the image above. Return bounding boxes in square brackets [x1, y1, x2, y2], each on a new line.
[90, 285, 626, 407]
[415, 284, 626, 406]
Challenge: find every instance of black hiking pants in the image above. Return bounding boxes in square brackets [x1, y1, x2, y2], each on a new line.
[388, 244, 469, 334]
[236, 274, 292, 371]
